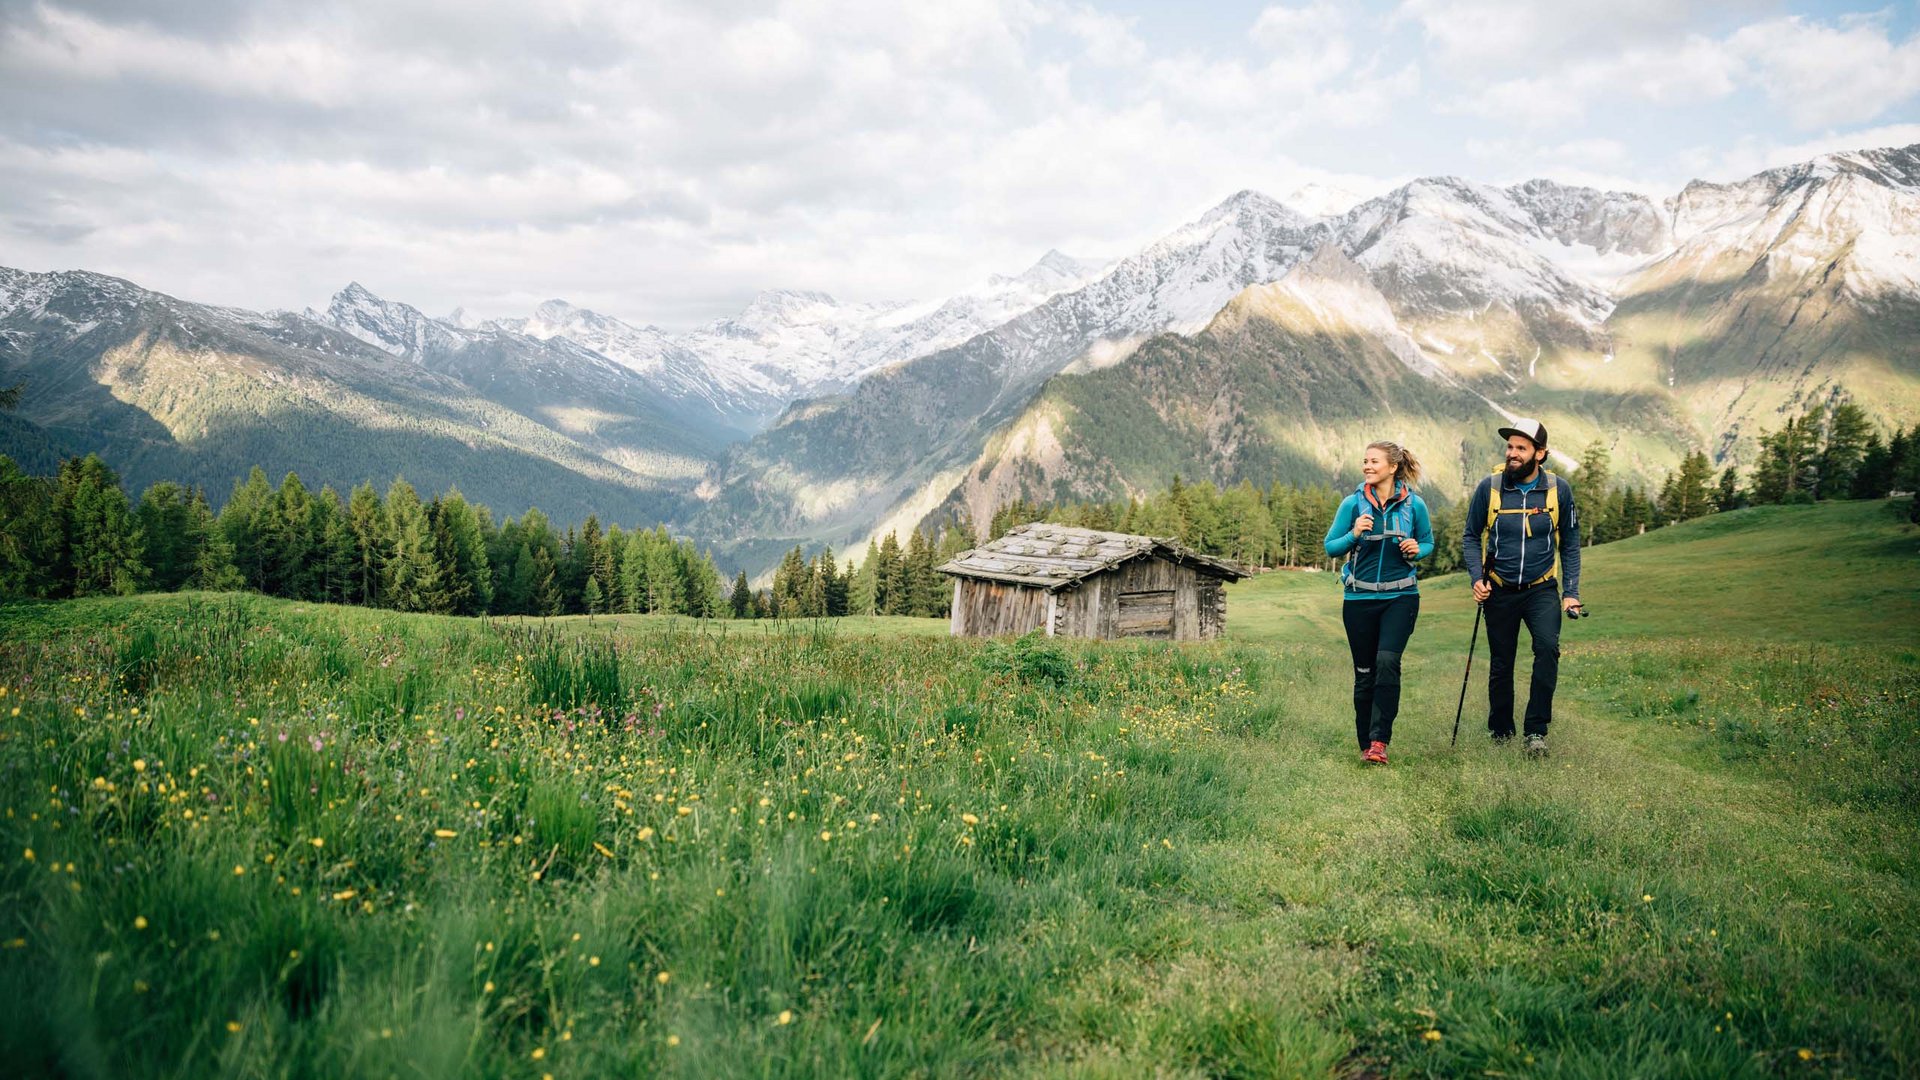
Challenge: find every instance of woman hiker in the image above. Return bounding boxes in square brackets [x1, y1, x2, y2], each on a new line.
[1323, 440, 1435, 765]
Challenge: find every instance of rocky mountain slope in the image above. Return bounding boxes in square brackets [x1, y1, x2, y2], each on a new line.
[693, 146, 1920, 565]
[0, 269, 702, 524]
[6, 143, 1915, 577]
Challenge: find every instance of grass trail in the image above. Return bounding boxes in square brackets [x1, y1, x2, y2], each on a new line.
[0, 500, 1915, 1077]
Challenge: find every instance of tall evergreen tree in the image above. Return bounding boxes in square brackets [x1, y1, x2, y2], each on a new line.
[1715, 466, 1742, 512]
[0, 455, 60, 599]
[730, 570, 752, 618]
[188, 487, 244, 591]
[382, 479, 443, 612]
[436, 489, 493, 615]
[1818, 401, 1873, 500]
[136, 482, 196, 592]
[221, 467, 275, 591]
[314, 487, 359, 603]
[55, 455, 146, 597]
[345, 482, 390, 607]
[875, 532, 906, 614]
[270, 472, 319, 600]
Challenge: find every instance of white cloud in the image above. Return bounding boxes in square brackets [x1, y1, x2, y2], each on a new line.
[1395, 0, 1770, 69]
[1729, 15, 1920, 128]
[2, 0, 1907, 330]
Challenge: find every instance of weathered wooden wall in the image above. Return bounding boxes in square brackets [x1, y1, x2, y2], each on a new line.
[951, 579, 1052, 638]
[1088, 558, 1208, 641]
[951, 557, 1231, 641]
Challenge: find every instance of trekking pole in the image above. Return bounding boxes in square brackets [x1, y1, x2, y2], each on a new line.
[1451, 602, 1483, 748]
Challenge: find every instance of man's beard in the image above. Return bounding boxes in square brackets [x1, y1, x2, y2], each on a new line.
[1503, 459, 1534, 485]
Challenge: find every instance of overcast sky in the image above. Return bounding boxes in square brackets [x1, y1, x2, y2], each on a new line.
[3, 0, 1917, 329]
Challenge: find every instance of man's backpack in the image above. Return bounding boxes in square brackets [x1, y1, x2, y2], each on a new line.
[1482, 468, 1559, 588]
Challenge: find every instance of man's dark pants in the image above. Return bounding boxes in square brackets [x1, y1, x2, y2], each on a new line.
[1483, 580, 1560, 738]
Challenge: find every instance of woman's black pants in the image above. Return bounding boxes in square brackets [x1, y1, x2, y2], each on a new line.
[1342, 594, 1420, 748]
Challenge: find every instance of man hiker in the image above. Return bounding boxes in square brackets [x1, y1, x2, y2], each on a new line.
[1463, 419, 1583, 757]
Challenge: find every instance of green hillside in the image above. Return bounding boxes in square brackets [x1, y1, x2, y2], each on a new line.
[1, 500, 1915, 1076]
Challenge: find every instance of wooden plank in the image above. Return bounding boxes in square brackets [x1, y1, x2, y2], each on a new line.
[1118, 589, 1174, 638]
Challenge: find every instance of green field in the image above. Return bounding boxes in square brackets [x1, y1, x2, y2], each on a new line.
[2, 500, 1916, 1077]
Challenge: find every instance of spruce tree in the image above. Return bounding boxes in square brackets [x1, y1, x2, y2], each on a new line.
[1715, 466, 1742, 512]
[876, 532, 905, 614]
[270, 472, 317, 600]
[382, 479, 443, 612]
[730, 570, 752, 618]
[56, 455, 146, 597]
[136, 482, 195, 592]
[1853, 432, 1892, 499]
[850, 540, 880, 615]
[437, 489, 493, 615]
[315, 488, 359, 603]
[1819, 401, 1873, 500]
[221, 467, 275, 591]
[0, 455, 59, 600]
[188, 488, 245, 591]
[346, 482, 390, 607]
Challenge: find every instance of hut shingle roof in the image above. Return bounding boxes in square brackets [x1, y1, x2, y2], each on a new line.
[935, 522, 1248, 591]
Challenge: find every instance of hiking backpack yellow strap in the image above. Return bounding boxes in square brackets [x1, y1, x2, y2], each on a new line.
[1482, 469, 1559, 587]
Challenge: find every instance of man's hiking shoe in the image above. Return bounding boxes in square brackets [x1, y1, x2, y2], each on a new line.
[1524, 734, 1548, 759]
[1491, 731, 1514, 745]
[1363, 741, 1389, 765]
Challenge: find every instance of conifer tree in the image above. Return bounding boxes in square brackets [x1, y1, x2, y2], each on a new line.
[436, 489, 493, 615]
[188, 487, 245, 591]
[875, 532, 905, 614]
[55, 455, 145, 597]
[730, 570, 752, 618]
[314, 487, 359, 603]
[346, 482, 390, 607]
[270, 472, 317, 600]
[1853, 431, 1892, 499]
[221, 467, 275, 591]
[1819, 402, 1873, 499]
[136, 481, 195, 592]
[1715, 466, 1742, 512]
[850, 539, 880, 615]
[0, 455, 59, 599]
[382, 479, 443, 612]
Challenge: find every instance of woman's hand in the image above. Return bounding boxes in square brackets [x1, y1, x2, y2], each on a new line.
[1398, 538, 1419, 558]
[1353, 513, 1374, 537]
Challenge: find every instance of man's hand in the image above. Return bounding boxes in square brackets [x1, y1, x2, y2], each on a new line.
[1398, 538, 1419, 558]
[1562, 596, 1583, 614]
[1472, 578, 1491, 603]
[1353, 513, 1374, 538]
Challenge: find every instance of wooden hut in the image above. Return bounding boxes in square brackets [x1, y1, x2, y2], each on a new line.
[936, 522, 1248, 640]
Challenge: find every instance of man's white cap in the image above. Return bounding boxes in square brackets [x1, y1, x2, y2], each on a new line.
[1497, 418, 1547, 448]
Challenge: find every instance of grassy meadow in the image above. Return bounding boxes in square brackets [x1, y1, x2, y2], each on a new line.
[1, 499, 1916, 1078]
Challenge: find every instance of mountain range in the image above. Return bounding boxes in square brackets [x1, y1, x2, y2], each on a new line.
[2, 143, 1916, 574]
